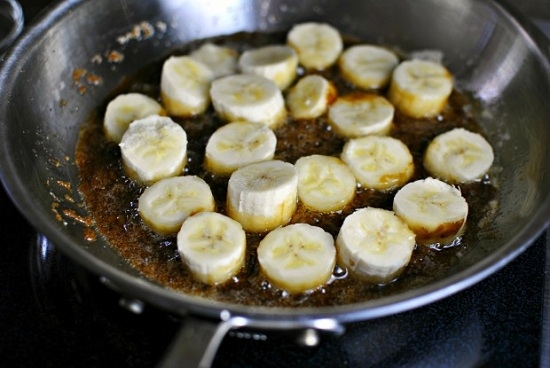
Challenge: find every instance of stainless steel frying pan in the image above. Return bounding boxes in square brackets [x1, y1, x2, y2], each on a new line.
[1, 0, 549, 366]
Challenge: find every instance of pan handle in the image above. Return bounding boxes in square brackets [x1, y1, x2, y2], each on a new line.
[158, 311, 345, 368]
[158, 314, 233, 368]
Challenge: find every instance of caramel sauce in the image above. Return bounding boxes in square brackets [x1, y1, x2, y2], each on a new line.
[75, 32, 498, 307]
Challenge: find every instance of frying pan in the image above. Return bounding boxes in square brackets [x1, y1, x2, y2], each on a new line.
[1, 0, 549, 366]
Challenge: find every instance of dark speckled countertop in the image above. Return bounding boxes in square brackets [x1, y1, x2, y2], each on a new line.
[0, 1, 548, 367]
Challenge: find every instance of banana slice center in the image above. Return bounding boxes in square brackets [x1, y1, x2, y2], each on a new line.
[173, 62, 206, 87]
[444, 138, 485, 167]
[217, 132, 266, 153]
[358, 57, 392, 72]
[188, 221, 232, 253]
[408, 192, 454, 214]
[359, 222, 406, 253]
[126, 126, 181, 163]
[298, 86, 321, 107]
[232, 82, 265, 103]
[301, 164, 340, 194]
[271, 235, 322, 269]
[408, 70, 446, 90]
[150, 188, 198, 215]
[355, 144, 397, 171]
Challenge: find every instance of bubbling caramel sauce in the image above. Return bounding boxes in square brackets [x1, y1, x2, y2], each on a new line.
[75, 32, 498, 307]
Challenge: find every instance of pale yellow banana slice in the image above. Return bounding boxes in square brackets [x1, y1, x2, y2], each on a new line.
[226, 160, 298, 232]
[338, 45, 399, 90]
[423, 128, 494, 183]
[286, 22, 343, 70]
[393, 177, 469, 245]
[257, 223, 336, 293]
[238, 45, 298, 90]
[190, 42, 239, 78]
[328, 94, 394, 138]
[204, 121, 277, 176]
[138, 176, 215, 235]
[177, 211, 246, 285]
[295, 155, 356, 212]
[103, 93, 165, 143]
[286, 75, 337, 120]
[160, 55, 215, 117]
[336, 207, 416, 283]
[341, 135, 414, 190]
[388, 59, 453, 118]
[210, 74, 286, 128]
[119, 115, 187, 185]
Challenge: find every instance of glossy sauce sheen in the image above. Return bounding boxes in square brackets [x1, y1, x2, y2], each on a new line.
[75, 32, 498, 307]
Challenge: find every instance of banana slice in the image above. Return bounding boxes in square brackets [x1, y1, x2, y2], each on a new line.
[119, 115, 187, 185]
[388, 59, 453, 118]
[190, 42, 239, 78]
[160, 55, 215, 117]
[210, 74, 286, 128]
[423, 128, 494, 183]
[393, 177, 469, 245]
[328, 94, 394, 138]
[338, 45, 399, 90]
[336, 207, 416, 283]
[103, 93, 165, 143]
[257, 223, 336, 293]
[238, 45, 298, 90]
[295, 155, 356, 212]
[286, 75, 337, 120]
[177, 211, 246, 285]
[341, 135, 414, 190]
[205, 121, 277, 176]
[287, 22, 343, 70]
[138, 176, 215, 235]
[226, 160, 298, 232]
